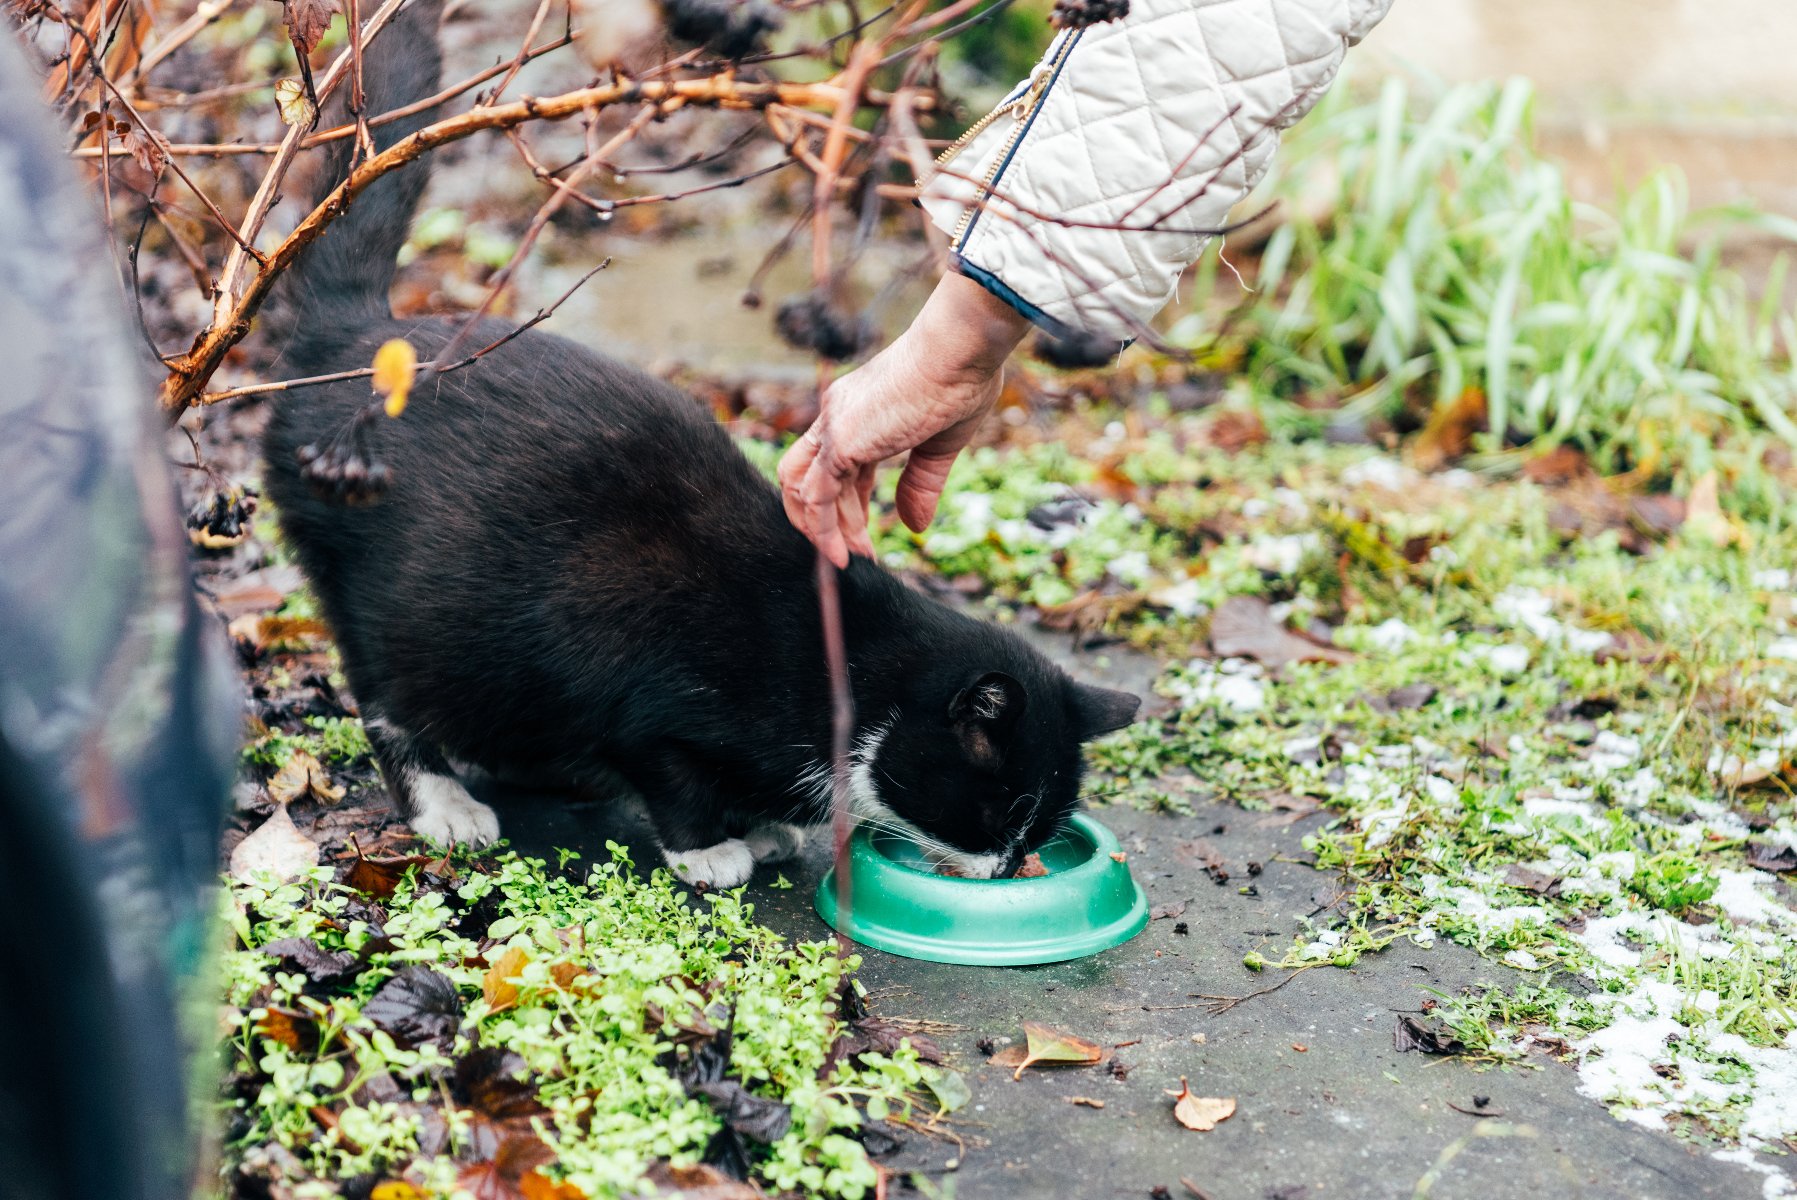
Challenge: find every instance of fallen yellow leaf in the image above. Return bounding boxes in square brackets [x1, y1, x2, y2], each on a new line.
[267, 748, 344, 806]
[369, 1183, 424, 1200]
[372, 337, 418, 418]
[484, 944, 531, 1014]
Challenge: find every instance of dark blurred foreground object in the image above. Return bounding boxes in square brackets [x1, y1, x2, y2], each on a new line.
[0, 32, 235, 1200]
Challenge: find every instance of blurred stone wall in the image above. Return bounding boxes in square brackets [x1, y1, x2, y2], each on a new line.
[1358, 0, 1797, 218]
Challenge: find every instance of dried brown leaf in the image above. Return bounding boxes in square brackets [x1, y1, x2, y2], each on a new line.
[1747, 843, 1797, 873]
[229, 803, 319, 882]
[1503, 864, 1563, 898]
[1209, 595, 1354, 669]
[115, 120, 167, 173]
[345, 850, 438, 900]
[1166, 1078, 1236, 1131]
[1683, 471, 1749, 548]
[283, 0, 338, 55]
[993, 1021, 1106, 1080]
[1407, 388, 1486, 472]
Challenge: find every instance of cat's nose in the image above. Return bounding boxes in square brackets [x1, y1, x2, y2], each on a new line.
[995, 843, 1027, 879]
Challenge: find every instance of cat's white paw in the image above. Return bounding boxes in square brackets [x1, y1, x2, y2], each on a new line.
[745, 823, 807, 864]
[407, 773, 500, 847]
[665, 838, 755, 889]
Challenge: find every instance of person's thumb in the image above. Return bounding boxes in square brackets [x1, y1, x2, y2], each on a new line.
[894, 446, 961, 533]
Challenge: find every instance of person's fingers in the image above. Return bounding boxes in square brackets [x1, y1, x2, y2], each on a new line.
[796, 449, 852, 569]
[835, 483, 873, 562]
[894, 445, 961, 533]
[778, 429, 821, 538]
[855, 463, 877, 524]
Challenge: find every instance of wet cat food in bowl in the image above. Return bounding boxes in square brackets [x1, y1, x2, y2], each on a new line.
[814, 813, 1148, 966]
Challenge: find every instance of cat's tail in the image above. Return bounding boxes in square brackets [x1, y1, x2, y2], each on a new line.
[283, 0, 445, 332]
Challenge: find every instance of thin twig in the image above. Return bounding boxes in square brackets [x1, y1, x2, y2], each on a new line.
[210, 0, 412, 328]
[196, 256, 613, 404]
[1190, 966, 1316, 1015]
[125, 0, 236, 86]
[77, 33, 579, 157]
[159, 71, 893, 412]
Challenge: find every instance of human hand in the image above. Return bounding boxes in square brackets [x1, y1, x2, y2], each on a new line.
[778, 272, 1031, 568]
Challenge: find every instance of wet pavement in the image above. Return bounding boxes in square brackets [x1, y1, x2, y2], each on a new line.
[489, 619, 1793, 1200]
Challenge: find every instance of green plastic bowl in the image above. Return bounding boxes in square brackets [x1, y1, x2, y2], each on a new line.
[813, 813, 1149, 966]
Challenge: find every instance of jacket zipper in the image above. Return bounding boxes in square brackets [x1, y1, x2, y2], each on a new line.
[934, 33, 1079, 251]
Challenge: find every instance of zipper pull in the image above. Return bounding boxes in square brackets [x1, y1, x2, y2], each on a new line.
[1009, 61, 1054, 120]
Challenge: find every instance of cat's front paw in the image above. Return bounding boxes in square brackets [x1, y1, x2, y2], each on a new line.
[665, 839, 755, 889]
[406, 773, 501, 847]
[745, 822, 807, 864]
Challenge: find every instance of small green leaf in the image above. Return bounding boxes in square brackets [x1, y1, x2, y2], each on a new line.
[924, 1069, 970, 1114]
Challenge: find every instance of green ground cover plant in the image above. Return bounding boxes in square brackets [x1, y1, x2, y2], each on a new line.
[223, 846, 957, 1198]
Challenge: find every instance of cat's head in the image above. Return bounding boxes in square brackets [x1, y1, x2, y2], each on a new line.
[853, 658, 1140, 878]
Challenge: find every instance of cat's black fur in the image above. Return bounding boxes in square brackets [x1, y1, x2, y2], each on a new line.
[263, 0, 1139, 884]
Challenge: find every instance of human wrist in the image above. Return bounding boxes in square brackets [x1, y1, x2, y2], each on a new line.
[909, 271, 1031, 383]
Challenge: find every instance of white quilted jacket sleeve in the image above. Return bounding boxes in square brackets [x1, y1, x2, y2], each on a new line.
[920, 0, 1393, 342]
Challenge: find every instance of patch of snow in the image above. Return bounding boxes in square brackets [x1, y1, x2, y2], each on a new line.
[1493, 587, 1613, 654]
[1572, 980, 1688, 1126]
[1107, 550, 1150, 586]
[1362, 618, 1415, 652]
[1271, 486, 1309, 515]
[1471, 643, 1531, 676]
[1422, 776, 1460, 806]
[1613, 768, 1662, 808]
[1711, 869, 1797, 929]
[1341, 456, 1414, 490]
[1524, 795, 1599, 823]
[1576, 914, 1648, 969]
[1243, 533, 1317, 576]
[1420, 880, 1553, 934]
[1735, 1036, 1797, 1149]
[1588, 730, 1642, 774]
[1151, 577, 1207, 618]
[1284, 736, 1321, 762]
[1167, 661, 1266, 715]
[1752, 570, 1793, 591]
[1713, 1148, 1795, 1199]
[1503, 949, 1541, 970]
[1769, 638, 1797, 662]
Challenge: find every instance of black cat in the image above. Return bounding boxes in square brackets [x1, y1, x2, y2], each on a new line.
[263, 0, 1139, 886]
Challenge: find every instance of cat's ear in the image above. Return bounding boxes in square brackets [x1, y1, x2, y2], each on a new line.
[949, 672, 1027, 766]
[1070, 682, 1139, 740]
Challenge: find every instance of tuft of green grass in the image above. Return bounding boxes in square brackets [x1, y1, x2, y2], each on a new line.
[1180, 75, 1797, 480]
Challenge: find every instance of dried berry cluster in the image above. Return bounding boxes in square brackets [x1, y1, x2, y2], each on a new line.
[296, 435, 390, 505]
[1049, 0, 1130, 29]
[663, 0, 784, 60]
[1031, 327, 1122, 369]
[774, 291, 877, 362]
